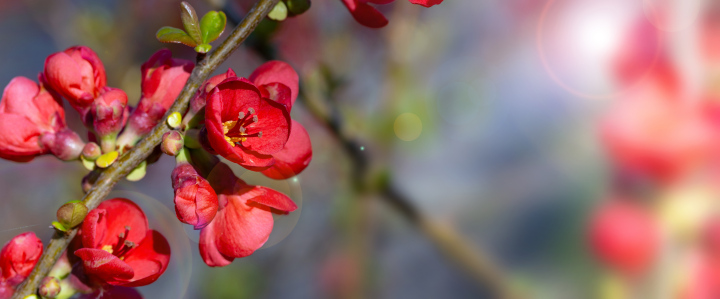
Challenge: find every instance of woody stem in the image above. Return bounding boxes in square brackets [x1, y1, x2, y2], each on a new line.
[10, 0, 280, 297]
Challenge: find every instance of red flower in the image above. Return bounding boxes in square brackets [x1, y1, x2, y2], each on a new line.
[125, 49, 194, 137]
[43, 46, 107, 115]
[588, 199, 659, 275]
[172, 162, 219, 229]
[205, 77, 291, 168]
[199, 163, 297, 267]
[77, 286, 143, 299]
[0, 76, 83, 162]
[74, 198, 170, 288]
[247, 61, 312, 179]
[340, 0, 443, 28]
[0, 232, 43, 299]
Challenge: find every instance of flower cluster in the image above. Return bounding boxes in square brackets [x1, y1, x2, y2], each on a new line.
[341, 0, 443, 28]
[169, 61, 310, 267]
[589, 10, 720, 296]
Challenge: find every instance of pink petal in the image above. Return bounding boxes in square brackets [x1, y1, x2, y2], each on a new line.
[248, 186, 298, 214]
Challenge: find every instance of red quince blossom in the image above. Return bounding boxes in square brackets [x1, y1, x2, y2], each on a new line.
[341, 0, 443, 28]
[125, 49, 194, 137]
[77, 286, 143, 299]
[588, 199, 659, 275]
[199, 163, 297, 267]
[247, 61, 312, 179]
[0, 232, 43, 299]
[172, 162, 219, 229]
[74, 198, 170, 288]
[205, 77, 291, 168]
[0, 76, 83, 162]
[43, 46, 107, 116]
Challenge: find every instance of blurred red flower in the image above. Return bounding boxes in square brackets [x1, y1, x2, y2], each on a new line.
[0, 232, 43, 299]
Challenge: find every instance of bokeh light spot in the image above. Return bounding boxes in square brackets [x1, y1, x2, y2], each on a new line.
[394, 113, 423, 141]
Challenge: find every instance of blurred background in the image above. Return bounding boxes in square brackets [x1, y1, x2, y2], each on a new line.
[2, 0, 718, 298]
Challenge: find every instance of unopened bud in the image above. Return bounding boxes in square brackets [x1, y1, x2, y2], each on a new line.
[96, 151, 119, 168]
[57, 200, 88, 229]
[268, 1, 288, 21]
[39, 276, 61, 298]
[167, 111, 182, 129]
[82, 142, 101, 160]
[286, 0, 311, 16]
[162, 131, 184, 156]
[40, 128, 85, 161]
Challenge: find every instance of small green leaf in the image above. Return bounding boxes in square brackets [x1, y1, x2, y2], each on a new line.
[81, 155, 96, 171]
[156, 26, 197, 47]
[195, 44, 212, 53]
[200, 11, 227, 44]
[51, 221, 67, 232]
[267, 2, 288, 21]
[126, 160, 147, 182]
[181, 1, 202, 43]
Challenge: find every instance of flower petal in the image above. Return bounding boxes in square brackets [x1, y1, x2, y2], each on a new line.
[408, 0, 442, 8]
[77, 286, 143, 299]
[342, 0, 389, 28]
[240, 97, 290, 155]
[82, 198, 149, 249]
[249, 61, 299, 106]
[119, 230, 171, 287]
[172, 164, 219, 229]
[199, 217, 235, 267]
[214, 193, 274, 259]
[262, 120, 312, 179]
[248, 186, 298, 214]
[259, 83, 293, 111]
[74, 248, 134, 285]
[0, 114, 45, 162]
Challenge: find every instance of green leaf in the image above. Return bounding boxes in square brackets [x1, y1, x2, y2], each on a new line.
[156, 26, 198, 47]
[200, 11, 227, 44]
[195, 44, 212, 53]
[126, 160, 147, 182]
[181, 1, 202, 43]
[267, 1, 288, 21]
[51, 221, 67, 232]
[287, 0, 311, 16]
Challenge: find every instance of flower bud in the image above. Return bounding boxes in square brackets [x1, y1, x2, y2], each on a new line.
[0, 232, 43, 288]
[286, 0, 311, 16]
[172, 148, 218, 229]
[92, 87, 128, 151]
[120, 49, 193, 149]
[39, 276, 60, 298]
[162, 131, 184, 156]
[43, 46, 107, 116]
[39, 128, 85, 161]
[56, 201, 88, 229]
[82, 142, 101, 160]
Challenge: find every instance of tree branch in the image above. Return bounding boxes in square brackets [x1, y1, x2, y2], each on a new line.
[11, 0, 280, 297]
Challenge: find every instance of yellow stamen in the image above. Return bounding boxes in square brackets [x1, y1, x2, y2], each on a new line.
[101, 245, 114, 254]
[222, 120, 247, 145]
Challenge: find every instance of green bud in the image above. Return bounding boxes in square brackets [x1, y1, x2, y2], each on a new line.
[286, 0, 311, 16]
[56, 201, 88, 229]
[162, 131, 184, 156]
[268, 1, 288, 21]
[167, 111, 183, 129]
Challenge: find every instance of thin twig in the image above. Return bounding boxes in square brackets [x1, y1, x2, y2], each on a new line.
[11, 0, 279, 297]
[299, 88, 521, 298]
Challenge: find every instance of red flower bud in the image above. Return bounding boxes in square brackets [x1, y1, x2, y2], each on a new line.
[0, 232, 43, 297]
[0, 76, 71, 162]
[172, 159, 219, 229]
[39, 128, 85, 161]
[124, 49, 194, 139]
[92, 87, 128, 138]
[82, 142, 102, 160]
[588, 199, 659, 275]
[39, 276, 61, 298]
[74, 198, 170, 288]
[43, 46, 107, 114]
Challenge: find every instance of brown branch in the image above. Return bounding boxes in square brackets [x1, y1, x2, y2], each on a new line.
[299, 89, 522, 299]
[11, 0, 280, 297]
